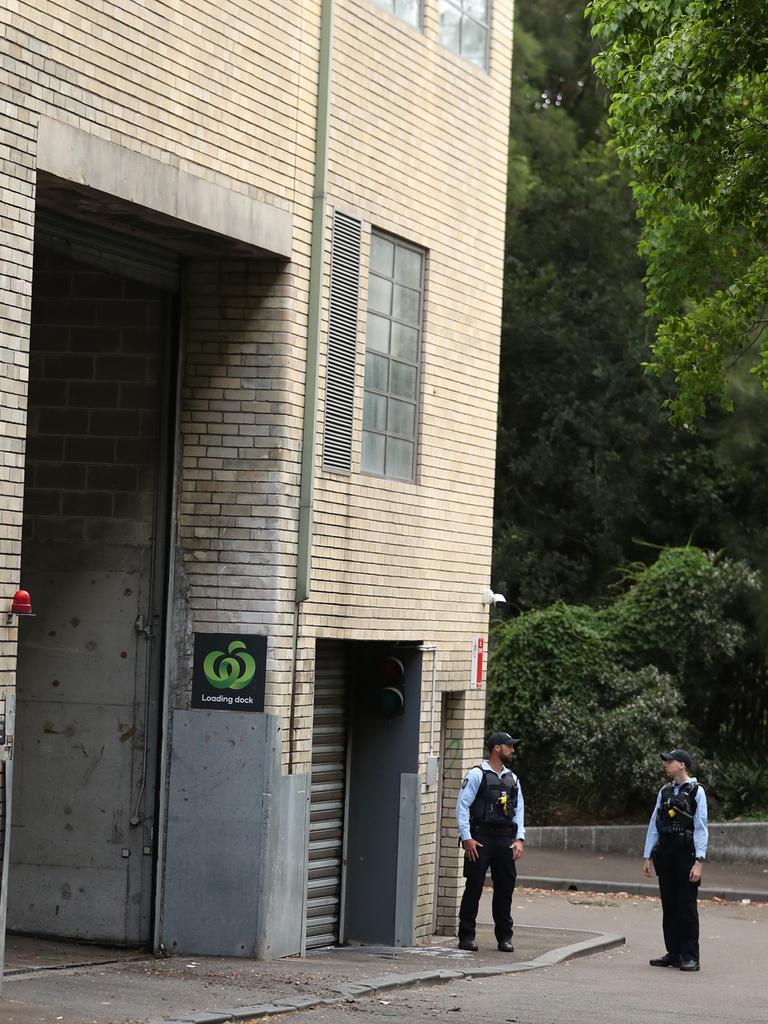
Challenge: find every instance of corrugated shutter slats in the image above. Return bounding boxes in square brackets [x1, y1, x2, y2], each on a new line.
[322, 212, 362, 472]
[305, 644, 347, 948]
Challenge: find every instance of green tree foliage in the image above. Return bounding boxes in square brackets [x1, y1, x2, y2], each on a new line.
[498, 0, 652, 608]
[492, 3, 768, 820]
[588, 0, 768, 424]
[487, 548, 761, 819]
[496, 1, 768, 619]
[497, 0, 748, 610]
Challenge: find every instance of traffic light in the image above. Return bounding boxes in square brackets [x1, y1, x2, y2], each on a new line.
[374, 655, 405, 718]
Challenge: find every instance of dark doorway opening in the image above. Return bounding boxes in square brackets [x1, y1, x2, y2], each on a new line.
[9, 222, 178, 946]
[306, 640, 423, 949]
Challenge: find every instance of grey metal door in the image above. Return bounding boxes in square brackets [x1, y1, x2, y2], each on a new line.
[9, 229, 176, 946]
[0, 694, 15, 992]
[305, 642, 347, 948]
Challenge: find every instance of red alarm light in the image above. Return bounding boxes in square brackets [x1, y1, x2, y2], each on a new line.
[9, 589, 33, 620]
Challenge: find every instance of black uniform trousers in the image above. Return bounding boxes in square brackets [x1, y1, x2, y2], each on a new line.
[652, 838, 700, 962]
[458, 831, 517, 944]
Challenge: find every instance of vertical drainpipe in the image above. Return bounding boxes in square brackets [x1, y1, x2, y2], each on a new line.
[289, 0, 335, 771]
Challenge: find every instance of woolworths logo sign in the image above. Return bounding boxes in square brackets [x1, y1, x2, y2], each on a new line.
[191, 633, 267, 712]
[203, 641, 256, 690]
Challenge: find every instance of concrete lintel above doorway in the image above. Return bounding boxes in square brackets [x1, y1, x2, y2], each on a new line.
[36, 117, 293, 260]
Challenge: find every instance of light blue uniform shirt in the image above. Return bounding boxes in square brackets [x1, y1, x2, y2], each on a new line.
[643, 777, 708, 860]
[456, 760, 525, 842]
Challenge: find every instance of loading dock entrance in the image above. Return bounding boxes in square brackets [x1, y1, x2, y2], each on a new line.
[306, 640, 423, 950]
[8, 215, 178, 945]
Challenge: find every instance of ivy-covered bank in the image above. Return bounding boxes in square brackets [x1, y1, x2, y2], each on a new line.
[487, 547, 768, 822]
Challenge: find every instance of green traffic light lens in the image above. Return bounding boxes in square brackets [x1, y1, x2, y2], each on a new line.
[378, 685, 404, 717]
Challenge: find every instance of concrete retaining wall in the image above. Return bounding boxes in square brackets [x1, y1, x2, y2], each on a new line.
[525, 823, 768, 864]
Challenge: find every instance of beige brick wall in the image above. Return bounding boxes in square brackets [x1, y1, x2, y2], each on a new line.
[0, 97, 35, 697]
[0, 0, 322, 700]
[311, 0, 510, 638]
[304, 0, 513, 939]
[309, 4, 514, 630]
[1, 0, 512, 944]
[175, 258, 308, 732]
[2, 1, 318, 203]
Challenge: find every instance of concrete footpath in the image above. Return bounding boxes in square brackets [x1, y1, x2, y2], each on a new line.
[0, 895, 621, 1024]
[1, 851, 765, 1024]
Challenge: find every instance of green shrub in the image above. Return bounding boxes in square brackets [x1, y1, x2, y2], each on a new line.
[538, 666, 690, 816]
[487, 546, 759, 820]
[711, 758, 768, 818]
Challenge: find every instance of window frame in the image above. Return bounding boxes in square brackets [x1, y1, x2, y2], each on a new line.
[369, 0, 423, 32]
[361, 230, 426, 483]
[437, 0, 491, 72]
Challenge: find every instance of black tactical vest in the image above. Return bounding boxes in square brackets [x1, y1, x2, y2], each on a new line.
[469, 767, 519, 836]
[656, 780, 698, 839]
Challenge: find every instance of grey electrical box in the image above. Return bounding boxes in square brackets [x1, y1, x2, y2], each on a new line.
[426, 755, 440, 787]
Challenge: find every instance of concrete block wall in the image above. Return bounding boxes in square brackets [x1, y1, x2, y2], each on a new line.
[23, 250, 166, 548]
[525, 823, 768, 865]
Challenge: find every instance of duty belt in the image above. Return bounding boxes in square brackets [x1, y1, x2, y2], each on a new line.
[472, 823, 517, 836]
[658, 831, 694, 843]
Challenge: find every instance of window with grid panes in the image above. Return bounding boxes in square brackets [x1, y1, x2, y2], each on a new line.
[438, 0, 489, 70]
[362, 233, 424, 481]
[371, 0, 421, 29]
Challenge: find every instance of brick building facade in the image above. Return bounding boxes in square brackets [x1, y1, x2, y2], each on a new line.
[0, 0, 512, 956]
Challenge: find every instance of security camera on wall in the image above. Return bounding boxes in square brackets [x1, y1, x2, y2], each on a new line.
[483, 588, 507, 606]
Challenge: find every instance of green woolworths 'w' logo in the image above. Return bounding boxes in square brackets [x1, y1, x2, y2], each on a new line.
[203, 641, 257, 690]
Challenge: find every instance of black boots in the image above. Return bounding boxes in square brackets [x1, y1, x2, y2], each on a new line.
[649, 953, 682, 967]
[649, 953, 700, 971]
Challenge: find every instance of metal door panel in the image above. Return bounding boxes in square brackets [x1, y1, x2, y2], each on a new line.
[9, 696, 150, 942]
[13, 570, 146, 705]
[12, 238, 171, 947]
[9, 864, 140, 942]
[10, 568, 154, 944]
[0, 694, 15, 992]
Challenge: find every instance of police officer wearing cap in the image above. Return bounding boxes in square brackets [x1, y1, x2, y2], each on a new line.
[643, 748, 708, 972]
[455, 731, 525, 952]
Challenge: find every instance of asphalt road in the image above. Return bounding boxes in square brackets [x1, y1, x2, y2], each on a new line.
[285, 891, 767, 1024]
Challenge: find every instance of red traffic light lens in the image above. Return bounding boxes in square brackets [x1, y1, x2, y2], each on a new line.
[374, 656, 405, 717]
[380, 656, 404, 681]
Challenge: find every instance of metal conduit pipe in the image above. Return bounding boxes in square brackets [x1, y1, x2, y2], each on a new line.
[418, 643, 438, 756]
[295, 0, 334, 606]
[288, 0, 335, 771]
[418, 643, 440, 787]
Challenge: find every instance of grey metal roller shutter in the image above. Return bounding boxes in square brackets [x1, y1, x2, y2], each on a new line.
[305, 643, 347, 948]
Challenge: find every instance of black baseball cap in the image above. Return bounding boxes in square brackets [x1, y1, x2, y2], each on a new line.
[660, 749, 692, 770]
[487, 731, 521, 750]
